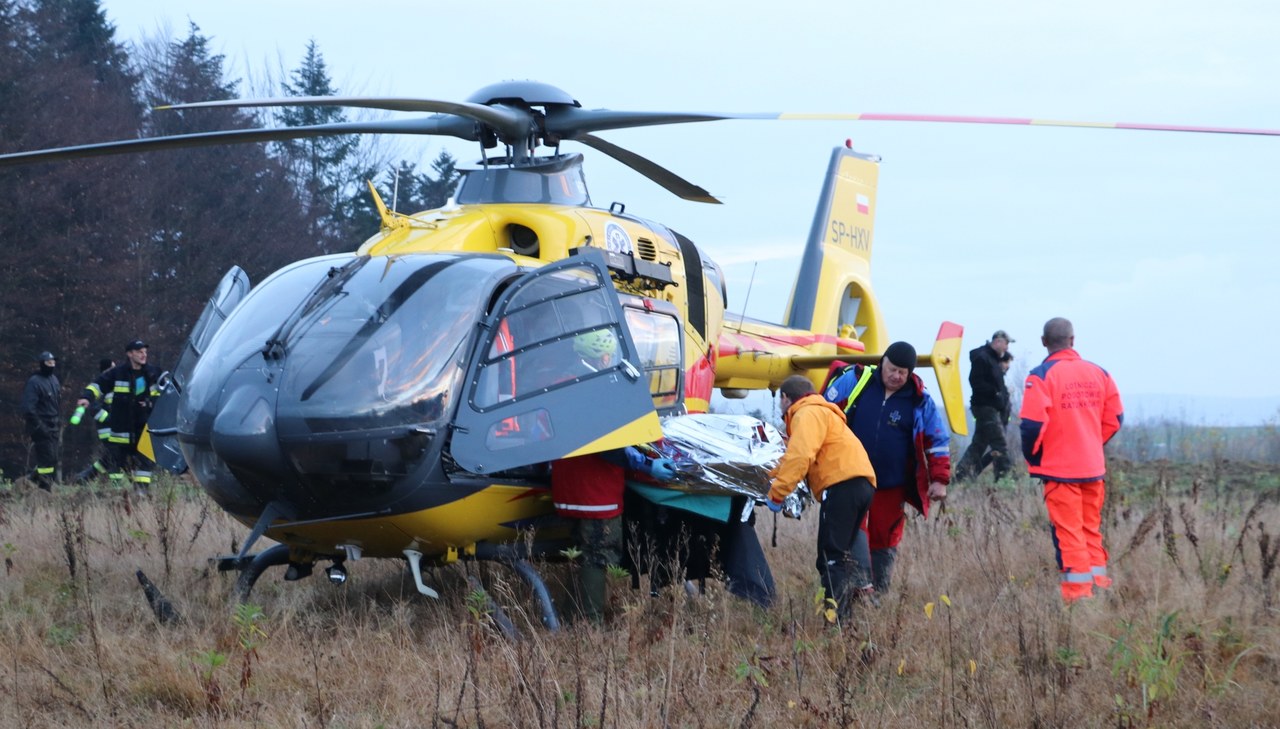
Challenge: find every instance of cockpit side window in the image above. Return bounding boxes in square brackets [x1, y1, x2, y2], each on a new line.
[473, 266, 626, 409]
[623, 305, 683, 411]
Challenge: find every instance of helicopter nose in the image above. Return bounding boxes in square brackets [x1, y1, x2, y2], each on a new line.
[210, 384, 290, 481]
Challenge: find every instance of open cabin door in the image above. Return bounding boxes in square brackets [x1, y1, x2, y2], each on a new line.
[141, 266, 251, 473]
[450, 249, 663, 474]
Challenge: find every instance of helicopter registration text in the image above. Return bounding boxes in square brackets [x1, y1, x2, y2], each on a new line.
[829, 220, 871, 252]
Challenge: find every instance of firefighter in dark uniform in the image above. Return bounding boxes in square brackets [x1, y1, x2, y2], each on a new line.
[73, 358, 118, 483]
[76, 340, 164, 492]
[21, 351, 62, 491]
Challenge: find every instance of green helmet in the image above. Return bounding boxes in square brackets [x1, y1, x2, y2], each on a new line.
[573, 329, 617, 359]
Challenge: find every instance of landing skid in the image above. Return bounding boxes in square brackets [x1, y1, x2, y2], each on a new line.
[212, 543, 565, 634]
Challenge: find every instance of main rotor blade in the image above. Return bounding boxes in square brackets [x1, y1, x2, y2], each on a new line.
[574, 133, 721, 204]
[547, 108, 775, 137]
[161, 95, 533, 140]
[0, 117, 475, 168]
[769, 112, 1280, 137]
[548, 107, 1280, 138]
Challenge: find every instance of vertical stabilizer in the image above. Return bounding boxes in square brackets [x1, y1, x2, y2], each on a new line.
[928, 322, 968, 436]
[785, 146, 886, 355]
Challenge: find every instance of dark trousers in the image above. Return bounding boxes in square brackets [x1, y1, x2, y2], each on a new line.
[30, 431, 59, 488]
[570, 516, 621, 623]
[956, 406, 1011, 480]
[571, 516, 622, 569]
[815, 476, 875, 616]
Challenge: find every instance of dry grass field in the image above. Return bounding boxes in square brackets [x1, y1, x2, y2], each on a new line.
[1, 460, 1277, 728]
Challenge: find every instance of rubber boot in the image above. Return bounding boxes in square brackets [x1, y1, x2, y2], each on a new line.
[579, 565, 607, 625]
[822, 557, 857, 623]
[870, 547, 898, 593]
[851, 529, 874, 589]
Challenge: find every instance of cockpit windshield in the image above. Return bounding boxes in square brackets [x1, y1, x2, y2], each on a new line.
[186, 253, 515, 435]
[278, 256, 508, 431]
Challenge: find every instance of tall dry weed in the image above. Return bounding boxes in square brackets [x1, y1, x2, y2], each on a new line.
[1, 465, 1278, 726]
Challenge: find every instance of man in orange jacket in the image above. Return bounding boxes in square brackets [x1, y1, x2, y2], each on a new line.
[1019, 318, 1124, 602]
[767, 375, 877, 620]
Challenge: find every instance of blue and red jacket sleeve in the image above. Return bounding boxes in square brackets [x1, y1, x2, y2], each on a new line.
[918, 394, 951, 484]
[1018, 372, 1050, 465]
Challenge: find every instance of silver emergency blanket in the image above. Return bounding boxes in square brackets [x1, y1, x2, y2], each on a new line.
[637, 413, 810, 514]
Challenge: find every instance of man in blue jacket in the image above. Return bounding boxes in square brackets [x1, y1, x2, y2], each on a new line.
[823, 341, 951, 593]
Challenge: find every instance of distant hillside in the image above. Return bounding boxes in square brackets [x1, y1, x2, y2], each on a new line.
[1122, 393, 1280, 427]
[711, 389, 1280, 464]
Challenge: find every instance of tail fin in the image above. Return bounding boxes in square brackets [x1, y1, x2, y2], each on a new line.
[785, 145, 887, 354]
[927, 322, 968, 436]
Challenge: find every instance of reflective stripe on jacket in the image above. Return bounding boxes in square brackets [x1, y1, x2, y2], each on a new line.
[551, 447, 647, 519]
[81, 363, 163, 442]
[824, 363, 951, 518]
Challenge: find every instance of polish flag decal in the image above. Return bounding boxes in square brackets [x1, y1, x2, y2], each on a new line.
[856, 193, 870, 215]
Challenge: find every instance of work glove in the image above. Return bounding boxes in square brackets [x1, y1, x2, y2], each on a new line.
[765, 499, 783, 513]
[648, 458, 679, 482]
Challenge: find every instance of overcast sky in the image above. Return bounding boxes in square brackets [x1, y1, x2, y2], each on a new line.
[96, 0, 1280, 418]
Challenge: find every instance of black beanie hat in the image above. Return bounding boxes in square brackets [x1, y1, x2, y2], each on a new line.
[883, 341, 917, 373]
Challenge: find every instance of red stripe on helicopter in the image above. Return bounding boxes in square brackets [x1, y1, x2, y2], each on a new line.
[506, 487, 549, 503]
[936, 321, 963, 340]
[715, 331, 865, 357]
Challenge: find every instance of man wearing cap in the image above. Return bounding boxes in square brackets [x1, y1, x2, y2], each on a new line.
[76, 340, 164, 493]
[1020, 318, 1123, 602]
[822, 341, 951, 593]
[955, 330, 1015, 482]
[21, 351, 62, 490]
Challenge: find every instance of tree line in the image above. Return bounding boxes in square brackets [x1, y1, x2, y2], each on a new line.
[0, 0, 461, 479]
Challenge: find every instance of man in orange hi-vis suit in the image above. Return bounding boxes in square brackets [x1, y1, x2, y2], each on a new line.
[1019, 318, 1124, 603]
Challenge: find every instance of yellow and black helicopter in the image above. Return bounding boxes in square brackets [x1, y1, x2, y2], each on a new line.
[3, 81, 1269, 618]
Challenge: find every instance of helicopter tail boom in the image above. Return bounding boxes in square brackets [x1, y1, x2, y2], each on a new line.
[785, 146, 886, 354]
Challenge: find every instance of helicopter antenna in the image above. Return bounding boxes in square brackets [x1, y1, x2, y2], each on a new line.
[736, 262, 758, 334]
[391, 166, 400, 212]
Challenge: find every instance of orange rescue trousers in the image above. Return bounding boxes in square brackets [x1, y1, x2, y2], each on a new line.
[1043, 479, 1112, 602]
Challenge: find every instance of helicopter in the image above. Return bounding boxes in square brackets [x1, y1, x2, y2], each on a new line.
[7, 80, 1266, 621]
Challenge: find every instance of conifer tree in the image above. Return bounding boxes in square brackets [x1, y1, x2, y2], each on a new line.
[275, 40, 359, 253]
[135, 23, 310, 350]
[417, 150, 462, 210]
[0, 0, 142, 476]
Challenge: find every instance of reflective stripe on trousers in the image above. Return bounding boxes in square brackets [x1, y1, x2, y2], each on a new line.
[1044, 479, 1109, 601]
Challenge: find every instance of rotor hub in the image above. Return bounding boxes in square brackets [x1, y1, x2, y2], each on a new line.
[466, 81, 580, 109]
